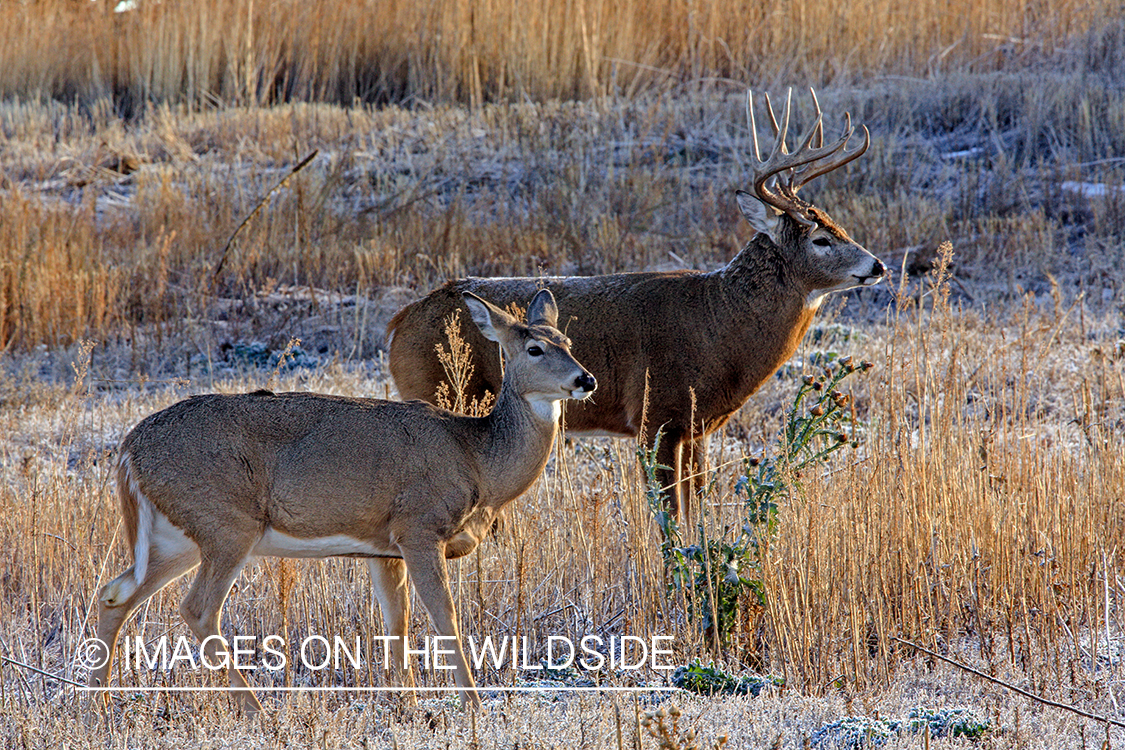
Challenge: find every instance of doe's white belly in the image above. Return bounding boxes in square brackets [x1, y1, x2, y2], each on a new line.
[253, 528, 397, 558]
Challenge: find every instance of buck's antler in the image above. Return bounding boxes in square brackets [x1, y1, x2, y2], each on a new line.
[747, 88, 870, 225]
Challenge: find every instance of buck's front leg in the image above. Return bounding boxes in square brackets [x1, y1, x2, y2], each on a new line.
[398, 539, 481, 710]
[653, 428, 693, 523]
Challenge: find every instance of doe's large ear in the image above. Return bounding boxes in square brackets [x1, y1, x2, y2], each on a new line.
[736, 190, 781, 240]
[526, 288, 559, 328]
[462, 292, 514, 343]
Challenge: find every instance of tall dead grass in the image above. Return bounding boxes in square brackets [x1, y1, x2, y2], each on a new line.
[2, 74, 1124, 354]
[757, 269, 1125, 694]
[0, 0, 1121, 108]
[0, 255, 1121, 747]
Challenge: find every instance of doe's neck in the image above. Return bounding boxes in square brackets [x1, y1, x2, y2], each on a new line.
[476, 376, 560, 505]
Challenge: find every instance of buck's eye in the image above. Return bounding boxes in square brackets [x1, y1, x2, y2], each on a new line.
[527, 345, 544, 357]
[812, 237, 832, 247]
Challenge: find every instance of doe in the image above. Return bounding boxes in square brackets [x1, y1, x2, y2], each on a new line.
[88, 289, 595, 714]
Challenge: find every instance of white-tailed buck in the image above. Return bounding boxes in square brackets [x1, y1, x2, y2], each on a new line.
[89, 289, 595, 714]
[388, 89, 884, 520]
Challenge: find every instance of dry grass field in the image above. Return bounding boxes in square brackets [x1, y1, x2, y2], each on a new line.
[2, 2, 1125, 748]
[0, 0, 1120, 106]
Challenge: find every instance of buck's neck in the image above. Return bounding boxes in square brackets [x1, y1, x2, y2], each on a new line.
[719, 234, 820, 382]
[474, 375, 559, 508]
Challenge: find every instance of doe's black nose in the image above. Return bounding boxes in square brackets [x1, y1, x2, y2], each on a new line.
[576, 372, 597, 393]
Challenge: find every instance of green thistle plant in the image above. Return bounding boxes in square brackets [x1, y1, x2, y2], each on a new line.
[642, 353, 873, 647]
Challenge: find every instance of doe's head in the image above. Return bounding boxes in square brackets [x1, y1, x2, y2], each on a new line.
[462, 289, 596, 406]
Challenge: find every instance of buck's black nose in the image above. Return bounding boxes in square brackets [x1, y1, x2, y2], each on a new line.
[576, 372, 597, 393]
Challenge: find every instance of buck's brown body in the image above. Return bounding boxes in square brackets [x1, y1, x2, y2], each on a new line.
[388, 90, 885, 519]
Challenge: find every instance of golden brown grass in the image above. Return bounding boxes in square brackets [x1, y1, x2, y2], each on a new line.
[2, 67, 1124, 354]
[760, 276, 1125, 695]
[0, 249, 1122, 747]
[1, 7, 1124, 747]
[0, 0, 1120, 107]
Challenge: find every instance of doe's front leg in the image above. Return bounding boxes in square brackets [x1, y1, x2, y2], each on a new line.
[398, 540, 481, 711]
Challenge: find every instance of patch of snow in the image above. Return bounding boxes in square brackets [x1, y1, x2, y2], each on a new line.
[1062, 181, 1124, 199]
[940, 147, 983, 160]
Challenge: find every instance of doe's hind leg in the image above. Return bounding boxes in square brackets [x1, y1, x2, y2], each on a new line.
[368, 557, 418, 706]
[178, 545, 261, 716]
[90, 549, 200, 693]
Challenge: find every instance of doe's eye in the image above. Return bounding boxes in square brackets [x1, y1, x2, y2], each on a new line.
[812, 237, 832, 247]
[527, 345, 544, 357]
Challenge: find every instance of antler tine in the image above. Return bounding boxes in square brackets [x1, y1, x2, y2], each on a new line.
[762, 91, 781, 135]
[791, 116, 871, 190]
[791, 99, 824, 159]
[762, 89, 791, 162]
[747, 90, 762, 163]
[808, 87, 824, 149]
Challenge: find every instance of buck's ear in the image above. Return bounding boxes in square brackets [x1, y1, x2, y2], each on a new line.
[463, 293, 513, 343]
[736, 190, 781, 239]
[526, 289, 559, 328]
